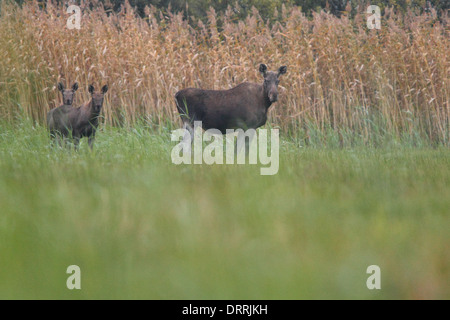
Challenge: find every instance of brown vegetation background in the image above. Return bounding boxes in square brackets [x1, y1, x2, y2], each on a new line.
[0, 1, 448, 144]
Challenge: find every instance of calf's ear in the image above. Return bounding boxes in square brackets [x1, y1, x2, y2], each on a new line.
[58, 82, 64, 92]
[88, 84, 95, 94]
[278, 66, 287, 77]
[259, 64, 268, 76]
[72, 82, 79, 91]
[101, 85, 108, 94]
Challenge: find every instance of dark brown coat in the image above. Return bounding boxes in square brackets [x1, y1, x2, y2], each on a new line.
[175, 64, 286, 133]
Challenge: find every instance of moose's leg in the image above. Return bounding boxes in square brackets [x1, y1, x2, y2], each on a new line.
[59, 127, 72, 149]
[234, 120, 251, 155]
[235, 128, 256, 161]
[182, 122, 194, 152]
[54, 134, 64, 148]
[184, 122, 194, 143]
[73, 136, 81, 151]
[88, 134, 95, 150]
[62, 137, 71, 149]
[49, 131, 57, 148]
[49, 130, 61, 148]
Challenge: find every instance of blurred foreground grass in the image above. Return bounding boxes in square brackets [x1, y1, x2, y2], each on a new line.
[0, 120, 449, 299]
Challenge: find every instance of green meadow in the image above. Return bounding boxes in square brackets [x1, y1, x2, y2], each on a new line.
[0, 119, 449, 299]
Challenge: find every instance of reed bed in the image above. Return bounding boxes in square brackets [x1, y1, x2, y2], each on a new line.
[0, 0, 448, 145]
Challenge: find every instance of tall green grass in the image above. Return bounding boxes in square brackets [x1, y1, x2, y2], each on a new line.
[0, 119, 449, 299]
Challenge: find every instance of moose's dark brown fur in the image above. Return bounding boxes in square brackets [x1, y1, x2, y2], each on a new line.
[175, 64, 287, 134]
[47, 84, 108, 149]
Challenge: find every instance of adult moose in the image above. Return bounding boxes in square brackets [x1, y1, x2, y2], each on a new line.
[47, 84, 108, 150]
[58, 82, 78, 106]
[175, 63, 287, 146]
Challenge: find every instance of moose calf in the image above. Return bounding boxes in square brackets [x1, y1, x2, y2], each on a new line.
[58, 82, 78, 106]
[47, 84, 108, 150]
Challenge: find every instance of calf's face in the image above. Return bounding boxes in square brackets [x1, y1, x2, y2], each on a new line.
[88, 85, 108, 113]
[58, 82, 78, 105]
[259, 64, 287, 103]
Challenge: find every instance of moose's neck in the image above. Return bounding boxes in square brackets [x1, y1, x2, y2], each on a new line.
[261, 85, 273, 109]
[88, 100, 101, 119]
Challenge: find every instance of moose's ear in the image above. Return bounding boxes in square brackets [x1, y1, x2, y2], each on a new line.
[88, 84, 95, 94]
[278, 66, 287, 77]
[72, 82, 79, 91]
[101, 85, 108, 94]
[58, 82, 64, 92]
[259, 64, 268, 76]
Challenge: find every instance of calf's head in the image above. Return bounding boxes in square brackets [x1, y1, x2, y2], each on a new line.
[88, 84, 108, 114]
[58, 82, 78, 105]
[259, 64, 287, 103]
